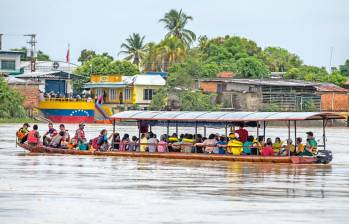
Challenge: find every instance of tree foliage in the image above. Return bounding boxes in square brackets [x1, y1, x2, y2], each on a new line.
[179, 91, 219, 111]
[119, 33, 147, 67]
[78, 49, 96, 64]
[235, 57, 270, 78]
[262, 47, 303, 72]
[11, 47, 50, 61]
[159, 9, 196, 46]
[0, 78, 27, 119]
[339, 59, 349, 76]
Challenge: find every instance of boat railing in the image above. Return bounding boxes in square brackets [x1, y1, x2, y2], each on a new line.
[42, 97, 94, 103]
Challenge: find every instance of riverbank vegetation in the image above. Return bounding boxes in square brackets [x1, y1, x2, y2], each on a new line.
[73, 8, 348, 111]
[0, 77, 29, 121]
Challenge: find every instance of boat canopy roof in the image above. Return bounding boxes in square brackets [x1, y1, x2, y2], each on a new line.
[111, 111, 345, 122]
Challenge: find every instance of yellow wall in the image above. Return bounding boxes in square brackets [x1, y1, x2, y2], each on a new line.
[133, 85, 162, 104]
[90, 75, 122, 83]
[39, 100, 95, 110]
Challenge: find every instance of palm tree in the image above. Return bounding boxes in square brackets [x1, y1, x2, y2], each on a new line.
[159, 9, 196, 46]
[118, 33, 146, 67]
[157, 36, 187, 71]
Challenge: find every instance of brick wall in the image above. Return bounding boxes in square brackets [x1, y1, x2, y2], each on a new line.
[9, 84, 40, 109]
[200, 81, 218, 93]
[321, 93, 349, 112]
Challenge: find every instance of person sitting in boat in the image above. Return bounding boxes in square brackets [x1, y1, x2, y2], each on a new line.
[17, 123, 30, 144]
[128, 136, 139, 151]
[97, 129, 109, 151]
[235, 123, 248, 143]
[49, 131, 65, 148]
[216, 136, 227, 154]
[197, 133, 217, 154]
[181, 134, 195, 153]
[73, 123, 87, 147]
[227, 133, 243, 155]
[261, 141, 275, 156]
[110, 133, 120, 150]
[147, 132, 158, 152]
[272, 137, 283, 155]
[280, 139, 296, 156]
[27, 124, 40, 146]
[119, 134, 130, 151]
[242, 135, 254, 155]
[139, 133, 148, 152]
[43, 122, 58, 146]
[296, 137, 305, 154]
[168, 133, 180, 152]
[157, 135, 168, 153]
[299, 132, 317, 156]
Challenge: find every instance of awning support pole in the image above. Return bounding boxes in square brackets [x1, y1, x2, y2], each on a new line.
[294, 120, 297, 152]
[263, 121, 266, 138]
[138, 121, 141, 149]
[225, 122, 228, 136]
[257, 121, 259, 137]
[175, 122, 178, 135]
[167, 121, 170, 136]
[195, 121, 198, 135]
[323, 119, 326, 150]
[288, 120, 291, 156]
[204, 125, 207, 138]
[112, 119, 116, 149]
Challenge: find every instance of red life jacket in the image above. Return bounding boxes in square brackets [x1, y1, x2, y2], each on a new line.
[27, 130, 38, 143]
[91, 137, 99, 149]
[74, 129, 85, 142]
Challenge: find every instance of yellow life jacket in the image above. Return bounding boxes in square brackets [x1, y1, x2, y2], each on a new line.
[168, 137, 179, 142]
[228, 139, 243, 155]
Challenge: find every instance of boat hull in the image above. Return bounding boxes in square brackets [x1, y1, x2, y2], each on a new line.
[18, 143, 320, 164]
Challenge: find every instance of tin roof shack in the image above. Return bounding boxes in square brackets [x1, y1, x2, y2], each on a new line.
[315, 84, 349, 112]
[0, 51, 24, 75]
[198, 78, 322, 111]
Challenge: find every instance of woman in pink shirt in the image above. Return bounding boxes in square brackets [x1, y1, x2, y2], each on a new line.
[157, 135, 168, 152]
[261, 141, 274, 156]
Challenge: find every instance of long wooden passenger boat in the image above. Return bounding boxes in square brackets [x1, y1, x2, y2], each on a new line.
[19, 111, 346, 164]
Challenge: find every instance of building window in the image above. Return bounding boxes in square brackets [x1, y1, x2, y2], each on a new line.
[1, 60, 16, 70]
[124, 88, 131, 100]
[143, 89, 154, 100]
[109, 89, 117, 101]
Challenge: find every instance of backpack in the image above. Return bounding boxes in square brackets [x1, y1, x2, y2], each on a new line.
[92, 137, 99, 149]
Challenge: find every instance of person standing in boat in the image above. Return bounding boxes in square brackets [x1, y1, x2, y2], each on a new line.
[235, 123, 248, 143]
[43, 122, 58, 146]
[27, 124, 40, 146]
[73, 123, 87, 147]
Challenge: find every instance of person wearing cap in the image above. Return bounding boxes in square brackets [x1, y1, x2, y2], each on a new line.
[17, 123, 30, 143]
[227, 133, 243, 155]
[300, 132, 317, 156]
[73, 123, 87, 147]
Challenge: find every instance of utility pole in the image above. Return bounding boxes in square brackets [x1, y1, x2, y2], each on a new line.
[0, 34, 3, 50]
[24, 34, 37, 72]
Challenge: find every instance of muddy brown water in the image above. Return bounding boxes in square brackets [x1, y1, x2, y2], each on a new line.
[0, 124, 349, 224]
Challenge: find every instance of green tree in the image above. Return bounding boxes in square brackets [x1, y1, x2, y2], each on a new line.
[159, 9, 196, 46]
[0, 78, 27, 119]
[149, 87, 168, 110]
[339, 59, 349, 76]
[119, 33, 147, 68]
[78, 49, 96, 64]
[10, 47, 50, 61]
[235, 57, 270, 78]
[263, 47, 302, 72]
[179, 90, 219, 111]
[320, 70, 347, 86]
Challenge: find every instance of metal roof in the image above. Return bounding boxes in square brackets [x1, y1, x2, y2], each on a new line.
[111, 111, 346, 122]
[200, 78, 318, 87]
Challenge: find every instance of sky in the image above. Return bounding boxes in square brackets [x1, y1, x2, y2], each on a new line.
[1, 0, 349, 68]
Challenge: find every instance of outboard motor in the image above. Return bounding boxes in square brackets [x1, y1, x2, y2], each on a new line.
[316, 150, 333, 164]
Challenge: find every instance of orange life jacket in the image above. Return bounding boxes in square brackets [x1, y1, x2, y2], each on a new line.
[27, 130, 39, 144]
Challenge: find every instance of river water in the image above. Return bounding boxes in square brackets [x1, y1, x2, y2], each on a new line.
[0, 124, 348, 224]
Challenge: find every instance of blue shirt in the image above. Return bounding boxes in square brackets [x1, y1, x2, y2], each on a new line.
[243, 141, 253, 154]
